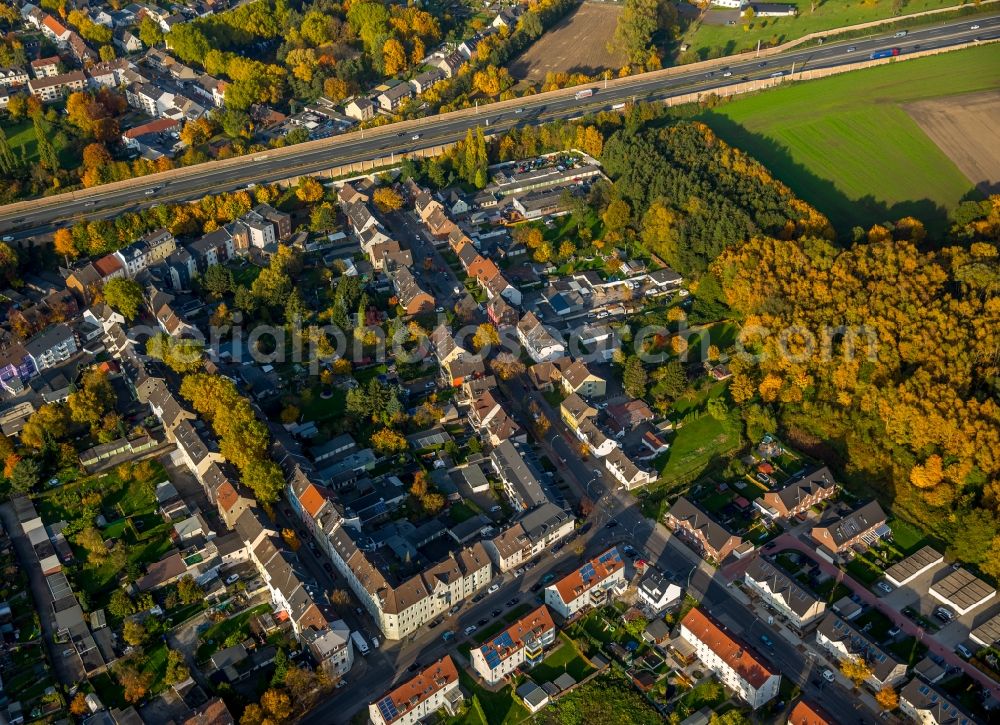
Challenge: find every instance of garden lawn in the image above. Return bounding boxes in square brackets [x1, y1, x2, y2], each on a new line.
[529, 633, 595, 683]
[658, 412, 742, 485]
[196, 603, 272, 662]
[699, 45, 1000, 236]
[889, 518, 927, 554]
[458, 670, 530, 725]
[299, 386, 347, 422]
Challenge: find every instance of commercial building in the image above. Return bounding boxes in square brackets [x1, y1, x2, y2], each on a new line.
[471, 606, 556, 684]
[679, 607, 781, 709]
[544, 548, 625, 619]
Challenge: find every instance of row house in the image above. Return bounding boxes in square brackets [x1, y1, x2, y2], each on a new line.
[430, 324, 469, 367]
[289, 475, 493, 640]
[811, 500, 887, 554]
[409, 68, 444, 95]
[484, 501, 574, 573]
[471, 606, 556, 685]
[544, 547, 625, 619]
[0, 68, 29, 87]
[680, 607, 781, 709]
[743, 557, 826, 630]
[469, 390, 524, 447]
[376, 82, 413, 112]
[815, 613, 907, 689]
[755, 466, 837, 520]
[665, 496, 744, 563]
[391, 266, 435, 316]
[115, 228, 177, 277]
[486, 295, 519, 329]
[369, 657, 462, 725]
[900, 677, 977, 725]
[28, 70, 86, 102]
[516, 312, 565, 363]
[433, 52, 464, 78]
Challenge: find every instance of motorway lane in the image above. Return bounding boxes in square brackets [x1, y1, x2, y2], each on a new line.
[1, 16, 997, 234]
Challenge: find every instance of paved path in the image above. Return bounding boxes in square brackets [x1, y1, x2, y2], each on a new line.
[775, 533, 1000, 699]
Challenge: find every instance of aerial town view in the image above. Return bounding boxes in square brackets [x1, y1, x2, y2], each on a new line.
[0, 0, 996, 722]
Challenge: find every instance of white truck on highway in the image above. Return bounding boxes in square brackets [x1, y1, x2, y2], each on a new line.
[574, 88, 594, 100]
[351, 630, 370, 655]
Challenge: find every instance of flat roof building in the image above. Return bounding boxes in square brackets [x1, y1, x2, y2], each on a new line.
[884, 546, 944, 588]
[929, 568, 997, 616]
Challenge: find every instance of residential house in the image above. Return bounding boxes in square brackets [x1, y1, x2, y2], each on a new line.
[756, 467, 837, 519]
[815, 613, 907, 689]
[680, 607, 781, 709]
[0, 68, 29, 87]
[490, 440, 547, 512]
[516, 312, 565, 363]
[603, 447, 655, 490]
[434, 52, 464, 78]
[391, 267, 435, 316]
[369, 657, 462, 725]
[743, 557, 826, 630]
[899, 677, 976, 725]
[430, 324, 468, 367]
[544, 547, 626, 619]
[24, 324, 77, 372]
[344, 97, 375, 121]
[560, 360, 606, 398]
[636, 570, 681, 614]
[665, 497, 744, 563]
[810, 501, 887, 554]
[484, 502, 574, 572]
[30, 56, 60, 78]
[376, 82, 413, 112]
[409, 68, 444, 95]
[28, 70, 86, 102]
[114, 28, 143, 54]
[303, 619, 354, 677]
[471, 606, 556, 685]
[487, 296, 519, 329]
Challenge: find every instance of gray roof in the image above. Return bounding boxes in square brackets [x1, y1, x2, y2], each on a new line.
[491, 441, 547, 509]
[884, 545, 943, 586]
[744, 557, 823, 618]
[772, 467, 837, 511]
[817, 613, 903, 683]
[929, 568, 996, 613]
[518, 501, 571, 544]
[24, 323, 74, 357]
[667, 497, 736, 553]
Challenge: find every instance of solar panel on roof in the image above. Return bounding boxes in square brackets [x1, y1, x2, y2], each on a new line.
[493, 632, 514, 649]
[377, 696, 399, 722]
[580, 563, 595, 581]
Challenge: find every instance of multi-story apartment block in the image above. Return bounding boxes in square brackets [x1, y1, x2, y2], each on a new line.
[544, 547, 625, 619]
[0, 67, 29, 87]
[744, 557, 826, 630]
[517, 312, 565, 363]
[811, 500, 887, 554]
[680, 607, 781, 710]
[471, 606, 556, 685]
[815, 613, 907, 689]
[756, 467, 837, 519]
[484, 502, 574, 572]
[490, 440, 548, 513]
[665, 496, 744, 563]
[24, 324, 78, 372]
[369, 657, 462, 725]
[303, 619, 354, 678]
[28, 70, 86, 102]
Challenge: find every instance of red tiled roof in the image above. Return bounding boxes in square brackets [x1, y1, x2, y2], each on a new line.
[787, 699, 834, 725]
[124, 118, 180, 138]
[31, 55, 60, 67]
[42, 15, 68, 36]
[553, 547, 623, 605]
[477, 605, 555, 667]
[93, 254, 123, 277]
[680, 608, 777, 689]
[376, 656, 458, 723]
[215, 481, 240, 513]
[298, 483, 329, 518]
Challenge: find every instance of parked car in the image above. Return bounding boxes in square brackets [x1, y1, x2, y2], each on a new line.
[888, 626, 901, 637]
[477, 618, 489, 627]
[463, 625, 477, 636]
[956, 644, 973, 659]
[822, 669, 835, 682]
[934, 607, 955, 622]
[491, 609, 502, 617]
[876, 581, 893, 594]
[506, 597, 520, 607]
[224, 574, 240, 585]
[487, 583, 500, 594]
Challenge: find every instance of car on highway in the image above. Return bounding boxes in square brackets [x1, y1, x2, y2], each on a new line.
[463, 625, 477, 636]
[412, 134, 421, 140]
[846, 46, 856, 52]
[894, 30, 908, 37]
[822, 669, 835, 682]
[970, 24, 980, 30]
[760, 634, 774, 648]
[487, 583, 500, 594]
[723, 71, 732, 77]
[876, 581, 893, 594]
[144, 188, 157, 195]
[515, 107, 524, 114]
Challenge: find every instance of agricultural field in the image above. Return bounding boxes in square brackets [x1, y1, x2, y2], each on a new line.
[508, 2, 627, 82]
[679, 0, 978, 61]
[905, 91, 1000, 196]
[698, 44, 1000, 236]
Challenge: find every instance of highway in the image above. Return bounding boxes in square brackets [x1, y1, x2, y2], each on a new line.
[1, 15, 997, 237]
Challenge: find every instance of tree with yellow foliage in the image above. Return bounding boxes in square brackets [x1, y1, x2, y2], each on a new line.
[296, 176, 325, 203]
[383, 38, 407, 75]
[875, 685, 899, 711]
[373, 187, 403, 212]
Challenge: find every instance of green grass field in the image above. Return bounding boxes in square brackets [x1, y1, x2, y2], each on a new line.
[681, 0, 976, 60]
[698, 44, 1000, 236]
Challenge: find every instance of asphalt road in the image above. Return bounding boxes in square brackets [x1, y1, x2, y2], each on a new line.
[1, 16, 997, 236]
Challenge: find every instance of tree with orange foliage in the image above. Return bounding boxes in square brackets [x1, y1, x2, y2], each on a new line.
[53, 228, 78, 259]
[382, 38, 407, 75]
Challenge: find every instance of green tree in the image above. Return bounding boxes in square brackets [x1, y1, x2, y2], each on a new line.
[123, 619, 147, 647]
[176, 575, 204, 605]
[108, 589, 136, 618]
[242, 460, 284, 504]
[164, 649, 191, 685]
[103, 278, 144, 319]
[202, 264, 234, 296]
[622, 356, 647, 399]
[8, 457, 41, 493]
[651, 360, 686, 401]
[0, 126, 17, 175]
[138, 16, 164, 47]
[33, 114, 59, 172]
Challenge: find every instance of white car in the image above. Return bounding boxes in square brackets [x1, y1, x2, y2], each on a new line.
[464, 625, 477, 636]
[822, 669, 835, 682]
[876, 581, 893, 594]
[970, 24, 980, 30]
[371, 636, 380, 649]
[487, 583, 500, 594]
[225, 574, 240, 585]
[1, 235, 13, 242]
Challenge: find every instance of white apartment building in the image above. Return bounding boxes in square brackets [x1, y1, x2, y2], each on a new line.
[471, 606, 556, 685]
[484, 502, 575, 572]
[369, 657, 462, 725]
[743, 557, 826, 630]
[544, 547, 626, 619]
[680, 607, 781, 710]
